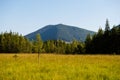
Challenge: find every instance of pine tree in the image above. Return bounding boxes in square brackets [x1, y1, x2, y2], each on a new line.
[0, 34, 5, 52]
[105, 19, 110, 31]
[35, 34, 43, 62]
[85, 34, 93, 53]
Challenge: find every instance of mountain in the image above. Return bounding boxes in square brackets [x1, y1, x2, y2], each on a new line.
[25, 24, 95, 42]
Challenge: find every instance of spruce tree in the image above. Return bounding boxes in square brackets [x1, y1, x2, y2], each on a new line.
[35, 34, 43, 62]
[105, 19, 110, 31]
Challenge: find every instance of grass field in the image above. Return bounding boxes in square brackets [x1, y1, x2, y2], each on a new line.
[0, 54, 120, 80]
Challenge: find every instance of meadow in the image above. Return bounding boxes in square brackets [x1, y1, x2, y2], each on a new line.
[0, 54, 120, 80]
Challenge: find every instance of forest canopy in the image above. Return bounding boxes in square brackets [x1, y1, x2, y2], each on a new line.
[0, 20, 120, 54]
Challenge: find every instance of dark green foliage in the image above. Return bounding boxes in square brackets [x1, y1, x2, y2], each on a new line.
[43, 40, 85, 54]
[105, 19, 110, 31]
[85, 34, 93, 53]
[32, 34, 43, 53]
[0, 32, 32, 53]
[0, 32, 85, 54]
[0, 20, 119, 54]
[43, 40, 56, 53]
[85, 24, 120, 54]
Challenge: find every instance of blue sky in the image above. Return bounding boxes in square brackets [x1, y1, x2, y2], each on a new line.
[0, 0, 120, 35]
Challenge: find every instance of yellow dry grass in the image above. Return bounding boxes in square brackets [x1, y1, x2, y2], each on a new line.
[0, 53, 120, 80]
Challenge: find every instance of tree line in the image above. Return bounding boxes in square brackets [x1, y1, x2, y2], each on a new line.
[0, 19, 120, 54]
[85, 19, 120, 54]
[0, 32, 32, 53]
[0, 32, 84, 54]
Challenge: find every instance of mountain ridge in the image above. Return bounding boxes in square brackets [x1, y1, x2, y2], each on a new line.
[25, 24, 95, 42]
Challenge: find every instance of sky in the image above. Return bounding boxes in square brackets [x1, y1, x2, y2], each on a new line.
[0, 0, 120, 35]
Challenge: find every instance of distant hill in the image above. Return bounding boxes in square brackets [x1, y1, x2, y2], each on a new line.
[25, 24, 95, 42]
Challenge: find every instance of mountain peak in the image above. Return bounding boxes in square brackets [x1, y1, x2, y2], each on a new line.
[46, 24, 67, 28]
[56, 23, 64, 26]
[25, 24, 95, 42]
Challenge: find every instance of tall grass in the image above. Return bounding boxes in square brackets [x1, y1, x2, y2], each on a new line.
[0, 54, 120, 80]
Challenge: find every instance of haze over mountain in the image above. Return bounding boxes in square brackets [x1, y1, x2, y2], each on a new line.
[25, 24, 95, 42]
